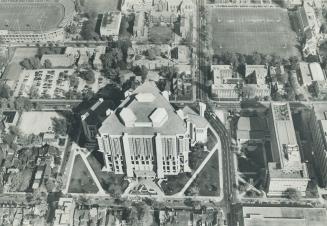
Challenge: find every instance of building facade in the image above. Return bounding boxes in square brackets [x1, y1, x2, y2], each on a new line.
[310, 104, 327, 187]
[96, 82, 208, 179]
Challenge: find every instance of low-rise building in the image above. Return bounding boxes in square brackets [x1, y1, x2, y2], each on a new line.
[53, 198, 75, 226]
[239, 206, 327, 226]
[298, 62, 325, 87]
[81, 98, 113, 143]
[211, 65, 242, 101]
[100, 11, 122, 40]
[267, 102, 309, 196]
[242, 65, 270, 100]
[236, 116, 268, 144]
[309, 103, 327, 187]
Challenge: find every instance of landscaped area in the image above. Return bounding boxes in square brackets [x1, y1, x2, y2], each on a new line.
[87, 151, 129, 196]
[185, 150, 220, 196]
[68, 155, 99, 193]
[238, 143, 266, 173]
[209, 8, 300, 57]
[161, 173, 192, 195]
[149, 25, 173, 44]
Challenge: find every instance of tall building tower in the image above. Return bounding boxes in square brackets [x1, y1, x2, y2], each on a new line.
[96, 81, 208, 179]
[267, 102, 309, 196]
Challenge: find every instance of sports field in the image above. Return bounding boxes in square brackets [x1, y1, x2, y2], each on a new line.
[83, 0, 120, 12]
[0, 3, 64, 32]
[209, 8, 300, 57]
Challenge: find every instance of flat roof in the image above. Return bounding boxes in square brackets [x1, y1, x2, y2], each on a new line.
[270, 103, 300, 167]
[101, 11, 121, 29]
[242, 206, 327, 226]
[99, 81, 187, 136]
[309, 63, 325, 81]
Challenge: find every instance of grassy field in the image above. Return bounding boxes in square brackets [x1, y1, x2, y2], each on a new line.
[87, 151, 128, 195]
[68, 155, 99, 193]
[0, 3, 64, 32]
[82, 0, 121, 12]
[209, 8, 300, 57]
[149, 25, 173, 44]
[186, 150, 220, 196]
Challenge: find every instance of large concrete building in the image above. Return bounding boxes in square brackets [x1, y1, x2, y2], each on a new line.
[267, 102, 309, 196]
[96, 82, 208, 179]
[310, 103, 327, 187]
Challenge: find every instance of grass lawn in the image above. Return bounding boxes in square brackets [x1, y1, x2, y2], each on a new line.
[161, 173, 192, 195]
[186, 150, 220, 196]
[189, 149, 208, 171]
[210, 8, 300, 57]
[149, 25, 173, 44]
[68, 155, 99, 193]
[87, 151, 129, 195]
[206, 128, 217, 150]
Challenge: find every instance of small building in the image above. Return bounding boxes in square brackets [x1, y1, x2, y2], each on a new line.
[81, 98, 114, 143]
[100, 11, 122, 40]
[236, 116, 268, 144]
[53, 198, 76, 226]
[309, 62, 325, 81]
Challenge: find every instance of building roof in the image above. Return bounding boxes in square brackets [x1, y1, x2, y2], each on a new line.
[245, 65, 267, 85]
[182, 106, 208, 128]
[309, 62, 325, 81]
[99, 81, 187, 135]
[298, 62, 312, 85]
[270, 103, 300, 167]
[237, 116, 267, 140]
[100, 11, 122, 33]
[242, 206, 327, 226]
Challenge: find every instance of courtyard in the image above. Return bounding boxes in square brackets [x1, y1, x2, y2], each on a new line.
[209, 8, 300, 57]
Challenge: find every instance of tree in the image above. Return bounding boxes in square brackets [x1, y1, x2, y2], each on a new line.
[43, 59, 52, 69]
[20, 57, 41, 69]
[285, 188, 301, 201]
[0, 84, 12, 99]
[65, 24, 78, 34]
[79, 70, 95, 84]
[69, 74, 79, 87]
[51, 118, 68, 136]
